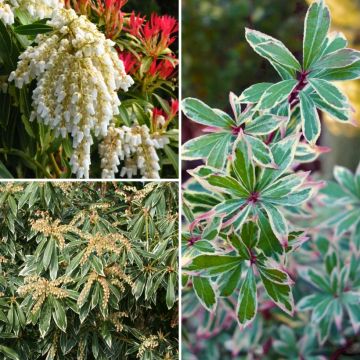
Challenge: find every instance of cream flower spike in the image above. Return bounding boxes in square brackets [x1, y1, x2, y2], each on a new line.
[99, 124, 169, 179]
[0, 0, 14, 25]
[9, 8, 134, 178]
[10, 0, 64, 20]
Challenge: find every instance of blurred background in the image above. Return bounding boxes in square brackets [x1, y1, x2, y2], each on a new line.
[125, 0, 178, 17]
[182, 0, 360, 179]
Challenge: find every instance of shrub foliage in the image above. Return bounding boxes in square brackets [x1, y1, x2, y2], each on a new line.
[182, 0, 360, 357]
[0, 181, 178, 359]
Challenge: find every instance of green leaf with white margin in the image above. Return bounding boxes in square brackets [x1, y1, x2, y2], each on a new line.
[226, 203, 252, 232]
[206, 173, 249, 198]
[207, 133, 233, 169]
[202, 216, 222, 241]
[258, 80, 297, 110]
[228, 233, 251, 260]
[308, 78, 349, 110]
[193, 276, 217, 312]
[218, 265, 242, 297]
[307, 269, 332, 293]
[322, 32, 347, 56]
[311, 295, 333, 324]
[254, 40, 301, 71]
[295, 142, 327, 163]
[261, 172, 307, 199]
[52, 299, 67, 332]
[257, 262, 293, 285]
[259, 267, 294, 315]
[315, 60, 360, 81]
[297, 293, 330, 311]
[39, 301, 52, 338]
[182, 98, 234, 128]
[166, 273, 176, 309]
[334, 165, 358, 197]
[261, 202, 288, 246]
[43, 237, 55, 271]
[239, 83, 273, 103]
[232, 138, 255, 191]
[244, 134, 275, 168]
[256, 210, 283, 255]
[229, 92, 242, 121]
[245, 28, 297, 78]
[335, 209, 360, 237]
[311, 93, 349, 122]
[182, 132, 229, 160]
[259, 134, 299, 190]
[268, 187, 313, 207]
[213, 199, 247, 219]
[345, 303, 360, 333]
[189, 165, 248, 197]
[245, 114, 282, 135]
[353, 221, 360, 252]
[303, 0, 330, 69]
[299, 90, 321, 144]
[90, 256, 105, 276]
[237, 267, 257, 327]
[0, 345, 20, 360]
[185, 255, 244, 277]
[312, 49, 360, 70]
[318, 300, 336, 345]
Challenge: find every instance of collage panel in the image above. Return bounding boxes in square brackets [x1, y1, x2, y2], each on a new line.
[0, 0, 178, 180]
[0, 181, 179, 359]
[181, 0, 360, 359]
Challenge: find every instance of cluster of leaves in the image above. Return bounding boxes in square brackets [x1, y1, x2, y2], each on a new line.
[182, 0, 306, 109]
[182, 0, 360, 357]
[0, 181, 178, 359]
[0, 0, 178, 178]
[182, 165, 360, 359]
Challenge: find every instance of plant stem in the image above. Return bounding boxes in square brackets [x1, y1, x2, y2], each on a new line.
[0, 148, 52, 178]
[49, 153, 62, 177]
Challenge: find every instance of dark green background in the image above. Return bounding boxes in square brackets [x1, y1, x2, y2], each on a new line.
[182, 0, 306, 140]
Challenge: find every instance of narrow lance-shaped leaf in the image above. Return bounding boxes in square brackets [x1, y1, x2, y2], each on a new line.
[185, 255, 244, 277]
[239, 83, 273, 103]
[244, 134, 275, 168]
[245, 114, 283, 135]
[207, 133, 233, 169]
[299, 90, 321, 144]
[259, 266, 294, 316]
[308, 78, 349, 110]
[258, 80, 297, 110]
[237, 267, 257, 327]
[182, 132, 228, 160]
[261, 203, 288, 246]
[312, 49, 360, 70]
[245, 28, 298, 78]
[182, 98, 234, 128]
[303, 0, 330, 69]
[193, 276, 217, 312]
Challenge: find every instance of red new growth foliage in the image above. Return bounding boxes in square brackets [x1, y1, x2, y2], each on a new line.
[126, 13, 178, 57]
[118, 51, 139, 75]
[149, 57, 177, 80]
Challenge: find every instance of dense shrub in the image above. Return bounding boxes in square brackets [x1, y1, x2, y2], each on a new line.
[181, 0, 360, 358]
[0, 182, 178, 359]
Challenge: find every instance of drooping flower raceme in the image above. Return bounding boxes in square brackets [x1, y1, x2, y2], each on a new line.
[98, 123, 168, 179]
[0, 0, 14, 25]
[10, 0, 64, 19]
[9, 8, 134, 178]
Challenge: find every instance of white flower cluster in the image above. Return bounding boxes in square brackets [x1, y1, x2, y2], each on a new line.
[10, 0, 64, 20]
[99, 124, 170, 179]
[9, 8, 134, 178]
[0, 0, 14, 25]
